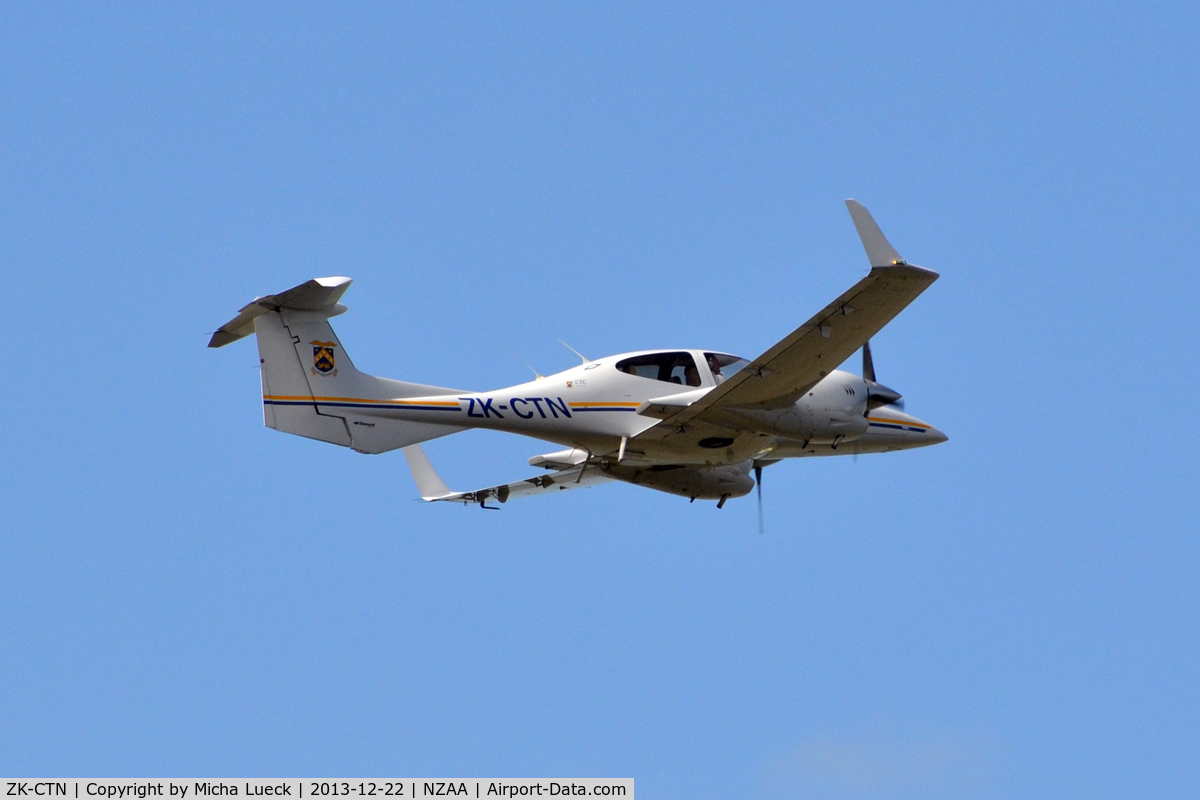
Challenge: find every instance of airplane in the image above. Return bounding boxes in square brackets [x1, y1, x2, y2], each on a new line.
[209, 199, 946, 513]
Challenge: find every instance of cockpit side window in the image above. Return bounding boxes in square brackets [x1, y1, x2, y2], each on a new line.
[703, 352, 750, 384]
[616, 352, 702, 387]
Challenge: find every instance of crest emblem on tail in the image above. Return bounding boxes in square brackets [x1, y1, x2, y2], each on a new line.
[311, 340, 337, 375]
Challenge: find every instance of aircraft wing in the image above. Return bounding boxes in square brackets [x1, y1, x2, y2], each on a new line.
[402, 444, 613, 506]
[638, 200, 938, 435]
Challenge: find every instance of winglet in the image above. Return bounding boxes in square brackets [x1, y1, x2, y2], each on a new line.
[845, 200, 905, 267]
[402, 444, 458, 501]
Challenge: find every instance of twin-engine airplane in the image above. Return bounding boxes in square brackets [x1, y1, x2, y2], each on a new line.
[210, 200, 946, 510]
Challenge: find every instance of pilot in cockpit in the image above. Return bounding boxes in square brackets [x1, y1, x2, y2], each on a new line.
[707, 354, 725, 384]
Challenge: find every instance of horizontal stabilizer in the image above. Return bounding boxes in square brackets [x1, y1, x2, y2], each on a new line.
[208, 276, 352, 347]
[403, 444, 612, 506]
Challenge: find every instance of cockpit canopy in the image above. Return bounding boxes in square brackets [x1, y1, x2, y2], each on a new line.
[704, 352, 749, 384]
[616, 351, 701, 386]
[614, 350, 750, 387]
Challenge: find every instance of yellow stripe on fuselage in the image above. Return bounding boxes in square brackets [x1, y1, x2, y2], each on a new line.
[263, 395, 460, 406]
[568, 402, 640, 408]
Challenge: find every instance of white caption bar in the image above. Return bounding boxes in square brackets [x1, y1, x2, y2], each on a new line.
[2, 781, 633, 800]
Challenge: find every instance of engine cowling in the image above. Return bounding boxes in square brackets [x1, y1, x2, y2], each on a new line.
[723, 371, 869, 444]
[628, 462, 755, 500]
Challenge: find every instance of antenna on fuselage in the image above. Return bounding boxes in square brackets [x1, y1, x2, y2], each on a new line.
[513, 351, 545, 380]
[557, 338, 591, 364]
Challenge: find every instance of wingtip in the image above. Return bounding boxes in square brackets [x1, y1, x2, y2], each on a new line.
[845, 199, 906, 267]
[402, 444, 458, 501]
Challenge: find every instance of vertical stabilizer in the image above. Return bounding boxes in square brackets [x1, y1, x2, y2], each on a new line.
[255, 310, 353, 446]
[211, 277, 466, 453]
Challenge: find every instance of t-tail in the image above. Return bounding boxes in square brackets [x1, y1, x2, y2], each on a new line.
[209, 276, 466, 453]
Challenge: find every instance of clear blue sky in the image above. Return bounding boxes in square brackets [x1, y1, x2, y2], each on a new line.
[3, 3, 1198, 797]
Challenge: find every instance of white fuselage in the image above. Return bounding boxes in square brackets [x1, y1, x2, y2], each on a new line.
[299, 348, 945, 468]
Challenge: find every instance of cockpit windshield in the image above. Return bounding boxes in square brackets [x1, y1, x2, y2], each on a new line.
[704, 352, 749, 384]
[616, 352, 702, 387]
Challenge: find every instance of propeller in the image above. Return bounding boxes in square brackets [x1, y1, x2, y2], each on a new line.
[754, 463, 764, 535]
[862, 340, 904, 410]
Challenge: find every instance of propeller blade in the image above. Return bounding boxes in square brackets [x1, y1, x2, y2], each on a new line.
[862, 339, 903, 409]
[754, 464, 764, 535]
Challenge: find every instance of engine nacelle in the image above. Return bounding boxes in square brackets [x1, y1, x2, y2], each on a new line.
[723, 370, 869, 444]
[529, 448, 588, 470]
[629, 462, 755, 500]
